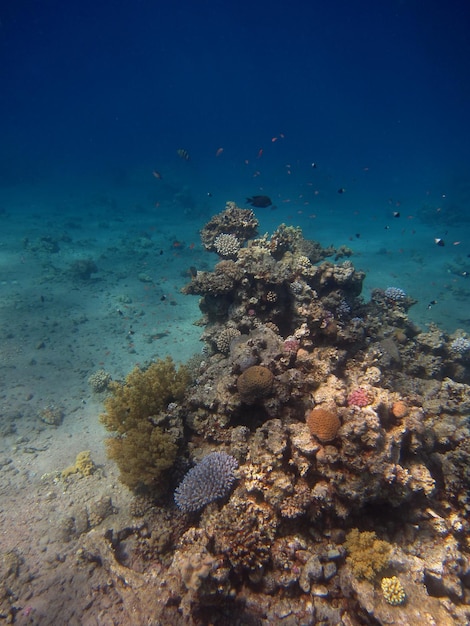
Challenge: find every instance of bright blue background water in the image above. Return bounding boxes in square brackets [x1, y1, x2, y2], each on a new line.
[2, 0, 469, 202]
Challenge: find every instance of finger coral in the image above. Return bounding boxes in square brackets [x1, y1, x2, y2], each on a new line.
[381, 575, 406, 605]
[100, 357, 190, 491]
[174, 451, 238, 513]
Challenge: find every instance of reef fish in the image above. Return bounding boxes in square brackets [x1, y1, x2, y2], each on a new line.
[177, 148, 190, 161]
[246, 195, 272, 208]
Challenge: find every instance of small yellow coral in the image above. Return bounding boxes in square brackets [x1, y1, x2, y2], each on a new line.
[381, 576, 406, 605]
[344, 528, 392, 581]
[62, 450, 96, 479]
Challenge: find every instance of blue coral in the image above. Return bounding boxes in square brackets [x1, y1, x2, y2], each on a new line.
[174, 451, 238, 513]
[384, 287, 406, 301]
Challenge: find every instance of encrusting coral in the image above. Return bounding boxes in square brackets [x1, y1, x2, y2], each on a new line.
[62, 450, 96, 479]
[100, 356, 190, 491]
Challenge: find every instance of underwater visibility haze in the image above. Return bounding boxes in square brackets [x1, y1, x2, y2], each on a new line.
[0, 0, 470, 624]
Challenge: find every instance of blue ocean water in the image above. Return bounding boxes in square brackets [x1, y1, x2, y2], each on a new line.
[2, 1, 469, 325]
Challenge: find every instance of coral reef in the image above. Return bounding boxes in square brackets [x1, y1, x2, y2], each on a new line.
[100, 357, 190, 492]
[85, 204, 470, 625]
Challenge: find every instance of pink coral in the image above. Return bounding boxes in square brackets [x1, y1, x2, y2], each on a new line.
[283, 337, 300, 353]
[347, 387, 373, 407]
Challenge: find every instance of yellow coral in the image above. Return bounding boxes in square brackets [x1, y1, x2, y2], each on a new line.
[100, 357, 189, 491]
[62, 450, 96, 479]
[381, 576, 406, 605]
[344, 528, 392, 581]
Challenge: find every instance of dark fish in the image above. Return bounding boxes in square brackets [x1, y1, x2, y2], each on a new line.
[434, 238, 445, 247]
[337, 188, 346, 194]
[393, 211, 400, 218]
[246, 195, 272, 208]
[177, 148, 190, 161]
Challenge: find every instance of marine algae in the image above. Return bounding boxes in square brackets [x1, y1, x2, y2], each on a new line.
[100, 357, 189, 491]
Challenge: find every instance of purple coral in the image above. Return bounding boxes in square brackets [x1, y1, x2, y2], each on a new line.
[174, 451, 238, 513]
[384, 287, 406, 301]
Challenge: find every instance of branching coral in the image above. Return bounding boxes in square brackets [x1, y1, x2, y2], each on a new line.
[100, 357, 190, 491]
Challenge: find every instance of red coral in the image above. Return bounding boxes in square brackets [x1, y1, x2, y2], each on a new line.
[348, 387, 373, 407]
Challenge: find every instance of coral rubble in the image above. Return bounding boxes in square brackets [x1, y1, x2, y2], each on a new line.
[89, 203, 470, 625]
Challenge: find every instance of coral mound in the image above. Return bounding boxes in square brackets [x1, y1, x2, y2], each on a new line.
[237, 365, 274, 404]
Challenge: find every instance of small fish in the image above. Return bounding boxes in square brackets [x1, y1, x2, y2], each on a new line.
[246, 195, 272, 208]
[337, 188, 346, 194]
[311, 162, 317, 168]
[393, 211, 400, 218]
[257, 148, 263, 158]
[434, 238, 445, 246]
[152, 170, 162, 179]
[177, 148, 190, 161]
[215, 147, 224, 157]
[427, 300, 437, 309]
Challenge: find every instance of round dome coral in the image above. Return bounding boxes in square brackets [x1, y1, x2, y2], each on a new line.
[306, 408, 340, 443]
[237, 365, 274, 404]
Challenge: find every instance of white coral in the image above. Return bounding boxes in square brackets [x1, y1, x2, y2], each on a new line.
[214, 233, 241, 257]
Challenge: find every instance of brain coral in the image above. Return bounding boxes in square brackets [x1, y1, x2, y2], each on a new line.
[174, 451, 238, 513]
[306, 408, 340, 443]
[237, 365, 274, 404]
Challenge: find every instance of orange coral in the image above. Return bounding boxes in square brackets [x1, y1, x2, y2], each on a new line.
[306, 407, 340, 443]
[391, 400, 409, 419]
[237, 365, 274, 404]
